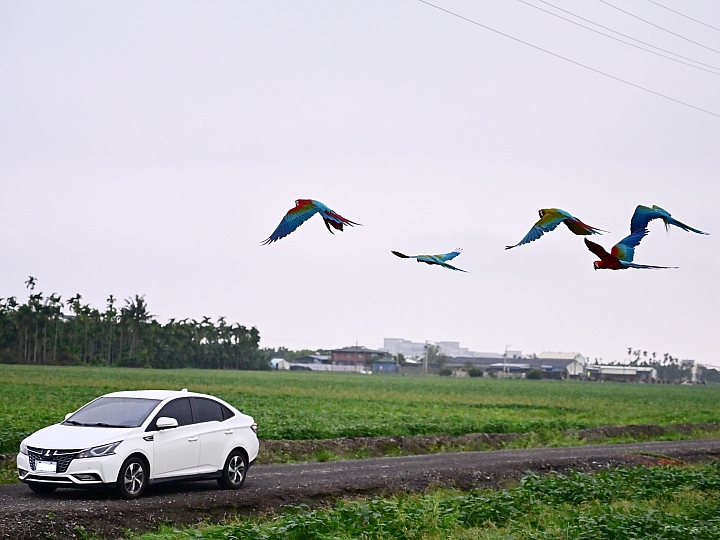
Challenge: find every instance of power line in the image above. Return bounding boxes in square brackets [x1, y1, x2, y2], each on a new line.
[643, 0, 720, 33]
[533, 0, 720, 72]
[414, 0, 720, 119]
[596, 0, 720, 55]
[516, 0, 720, 76]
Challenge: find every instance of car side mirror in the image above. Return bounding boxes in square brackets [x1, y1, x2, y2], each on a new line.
[65, 413, 73, 421]
[156, 417, 179, 430]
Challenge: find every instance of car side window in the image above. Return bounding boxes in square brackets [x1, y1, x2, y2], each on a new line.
[148, 398, 193, 431]
[191, 397, 224, 424]
[221, 404, 235, 420]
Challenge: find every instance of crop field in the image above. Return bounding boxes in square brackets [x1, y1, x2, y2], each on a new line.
[2, 364, 720, 457]
[136, 462, 720, 540]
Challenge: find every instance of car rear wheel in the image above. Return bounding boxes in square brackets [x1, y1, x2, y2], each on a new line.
[218, 450, 247, 489]
[115, 456, 148, 499]
[27, 482, 57, 494]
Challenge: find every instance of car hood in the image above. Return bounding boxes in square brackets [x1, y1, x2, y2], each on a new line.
[24, 424, 136, 451]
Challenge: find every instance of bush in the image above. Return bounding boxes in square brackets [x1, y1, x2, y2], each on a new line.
[438, 367, 452, 376]
[526, 369, 543, 380]
[468, 368, 484, 378]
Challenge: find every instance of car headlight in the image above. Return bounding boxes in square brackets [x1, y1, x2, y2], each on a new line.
[19, 442, 28, 455]
[77, 441, 121, 459]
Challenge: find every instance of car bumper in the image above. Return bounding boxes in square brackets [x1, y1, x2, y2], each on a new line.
[17, 452, 118, 488]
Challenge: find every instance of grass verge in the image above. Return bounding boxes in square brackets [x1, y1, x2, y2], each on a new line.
[132, 461, 720, 539]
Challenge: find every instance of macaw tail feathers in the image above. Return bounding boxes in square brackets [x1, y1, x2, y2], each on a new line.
[320, 210, 361, 234]
[323, 218, 344, 234]
[391, 251, 411, 258]
[624, 262, 678, 270]
[564, 220, 608, 236]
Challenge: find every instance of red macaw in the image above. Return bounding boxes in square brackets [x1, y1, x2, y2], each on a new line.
[584, 229, 676, 270]
[262, 199, 360, 245]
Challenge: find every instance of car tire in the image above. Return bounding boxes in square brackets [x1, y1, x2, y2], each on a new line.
[217, 449, 247, 490]
[27, 482, 57, 495]
[115, 456, 148, 499]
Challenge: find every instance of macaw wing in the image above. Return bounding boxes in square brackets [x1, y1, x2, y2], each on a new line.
[630, 205, 664, 233]
[611, 229, 649, 263]
[435, 250, 462, 262]
[419, 254, 467, 272]
[584, 238, 615, 263]
[631, 205, 708, 235]
[506, 209, 567, 249]
[262, 201, 319, 244]
[438, 261, 468, 272]
[651, 205, 708, 235]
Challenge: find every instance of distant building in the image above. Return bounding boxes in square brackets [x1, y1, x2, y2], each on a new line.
[288, 362, 364, 373]
[383, 338, 427, 359]
[331, 346, 390, 366]
[373, 360, 397, 374]
[436, 341, 469, 358]
[383, 338, 500, 360]
[444, 351, 587, 379]
[681, 359, 705, 383]
[586, 364, 657, 383]
[270, 358, 290, 370]
[293, 354, 331, 364]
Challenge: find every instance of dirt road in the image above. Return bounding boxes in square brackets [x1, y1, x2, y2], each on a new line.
[2, 438, 720, 540]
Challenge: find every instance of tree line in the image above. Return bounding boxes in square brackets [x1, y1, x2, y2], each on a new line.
[0, 278, 268, 370]
[625, 348, 720, 383]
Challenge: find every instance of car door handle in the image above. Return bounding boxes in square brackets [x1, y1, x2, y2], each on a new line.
[224, 430, 233, 434]
[188, 437, 198, 442]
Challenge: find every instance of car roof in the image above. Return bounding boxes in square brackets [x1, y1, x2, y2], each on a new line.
[101, 390, 216, 401]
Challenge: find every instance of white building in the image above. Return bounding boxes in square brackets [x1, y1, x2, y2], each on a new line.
[270, 358, 291, 370]
[383, 338, 498, 360]
[383, 338, 428, 359]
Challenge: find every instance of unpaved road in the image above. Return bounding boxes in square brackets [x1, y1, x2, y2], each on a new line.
[2, 438, 720, 540]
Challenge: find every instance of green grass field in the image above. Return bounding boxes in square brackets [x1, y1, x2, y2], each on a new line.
[2, 364, 720, 457]
[135, 462, 720, 540]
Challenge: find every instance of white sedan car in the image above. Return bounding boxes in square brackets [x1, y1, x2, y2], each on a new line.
[16, 389, 259, 499]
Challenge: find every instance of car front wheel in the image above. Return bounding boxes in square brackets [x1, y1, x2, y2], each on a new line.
[218, 450, 247, 490]
[115, 456, 148, 499]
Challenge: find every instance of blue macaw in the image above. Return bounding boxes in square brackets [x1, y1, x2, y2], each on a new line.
[392, 249, 467, 272]
[630, 205, 708, 235]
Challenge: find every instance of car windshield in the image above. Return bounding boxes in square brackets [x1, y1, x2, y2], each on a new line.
[64, 397, 161, 428]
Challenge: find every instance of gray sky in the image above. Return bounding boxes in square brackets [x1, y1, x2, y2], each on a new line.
[1, 1, 718, 365]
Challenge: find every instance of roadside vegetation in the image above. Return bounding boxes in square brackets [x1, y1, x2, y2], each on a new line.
[133, 462, 720, 539]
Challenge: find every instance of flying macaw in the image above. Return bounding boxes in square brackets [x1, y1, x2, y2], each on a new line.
[262, 199, 360, 245]
[506, 208, 606, 250]
[630, 205, 708, 235]
[584, 229, 676, 270]
[391, 249, 467, 272]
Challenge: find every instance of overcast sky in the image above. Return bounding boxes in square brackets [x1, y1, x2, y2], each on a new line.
[1, 1, 718, 365]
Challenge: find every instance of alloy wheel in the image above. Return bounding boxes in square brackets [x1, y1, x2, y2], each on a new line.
[124, 462, 144, 496]
[228, 455, 245, 485]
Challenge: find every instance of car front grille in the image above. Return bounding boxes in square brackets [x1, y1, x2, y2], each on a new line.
[27, 447, 80, 473]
